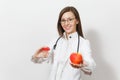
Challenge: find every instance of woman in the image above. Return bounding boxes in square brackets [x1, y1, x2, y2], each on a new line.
[31, 6, 96, 80]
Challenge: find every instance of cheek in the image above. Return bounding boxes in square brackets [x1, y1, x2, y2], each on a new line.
[61, 25, 65, 30]
[72, 24, 77, 30]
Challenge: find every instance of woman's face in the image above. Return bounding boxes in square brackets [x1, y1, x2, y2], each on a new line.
[60, 11, 79, 35]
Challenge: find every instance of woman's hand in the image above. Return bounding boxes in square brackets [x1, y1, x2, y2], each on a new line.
[70, 61, 88, 68]
[33, 47, 49, 58]
[70, 61, 92, 75]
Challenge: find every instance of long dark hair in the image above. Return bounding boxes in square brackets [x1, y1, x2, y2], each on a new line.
[57, 6, 84, 38]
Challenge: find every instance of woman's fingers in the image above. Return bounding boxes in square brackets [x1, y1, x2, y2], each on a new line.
[70, 61, 88, 68]
[70, 63, 80, 68]
[33, 46, 50, 58]
[70, 62, 83, 68]
[35, 51, 49, 58]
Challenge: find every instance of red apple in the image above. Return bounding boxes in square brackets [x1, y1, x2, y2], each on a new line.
[70, 53, 83, 64]
[41, 47, 50, 51]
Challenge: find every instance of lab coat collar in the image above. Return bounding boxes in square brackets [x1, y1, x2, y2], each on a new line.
[63, 32, 78, 40]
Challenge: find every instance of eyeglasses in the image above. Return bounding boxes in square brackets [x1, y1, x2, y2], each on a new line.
[60, 18, 75, 24]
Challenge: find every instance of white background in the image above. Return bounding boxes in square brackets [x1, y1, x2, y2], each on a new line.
[0, 0, 120, 80]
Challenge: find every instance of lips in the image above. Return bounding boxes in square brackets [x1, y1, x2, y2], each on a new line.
[63, 26, 71, 30]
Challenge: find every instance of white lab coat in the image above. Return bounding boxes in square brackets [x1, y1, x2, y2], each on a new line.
[32, 32, 96, 80]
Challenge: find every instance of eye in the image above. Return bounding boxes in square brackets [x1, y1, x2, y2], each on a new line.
[61, 19, 66, 22]
[69, 18, 73, 21]
[61, 19, 66, 23]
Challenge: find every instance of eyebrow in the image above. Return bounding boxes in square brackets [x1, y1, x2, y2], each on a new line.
[61, 17, 75, 20]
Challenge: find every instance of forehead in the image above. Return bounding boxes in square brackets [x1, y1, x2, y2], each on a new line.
[61, 11, 75, 19]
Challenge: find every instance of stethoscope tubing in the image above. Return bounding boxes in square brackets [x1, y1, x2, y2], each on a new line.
[53, 32, 80, 53]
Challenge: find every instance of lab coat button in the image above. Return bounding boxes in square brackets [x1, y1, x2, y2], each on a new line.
[69, 36, 72, 38]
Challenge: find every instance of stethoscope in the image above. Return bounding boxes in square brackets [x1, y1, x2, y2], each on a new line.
[53, 32, 80, 53]
[52, 32, 80, 79]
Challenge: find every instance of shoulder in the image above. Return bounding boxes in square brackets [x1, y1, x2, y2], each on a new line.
[48, 36, 62, 45]
[79, 36, 92, 54]
[49, 37, 59, 44]
[80, 36, 90, 43]
[79, 36, 91, 49]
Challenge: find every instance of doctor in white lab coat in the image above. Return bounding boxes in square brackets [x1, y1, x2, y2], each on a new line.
[31, 6, 96, 80]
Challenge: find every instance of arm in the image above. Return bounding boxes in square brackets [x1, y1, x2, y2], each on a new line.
[80, 40, 96, 75]
[70, 39, 96, 75]
[70, 61, 93, 75]
[31, 38, 57, 64]
[31, 47, 53, 63]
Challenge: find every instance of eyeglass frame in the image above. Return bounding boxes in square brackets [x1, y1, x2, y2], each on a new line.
[60, 17, 76, 24]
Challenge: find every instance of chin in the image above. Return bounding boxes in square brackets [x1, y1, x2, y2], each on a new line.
[65, 30, 72, 34]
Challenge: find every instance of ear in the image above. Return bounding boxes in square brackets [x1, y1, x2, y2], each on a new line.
[76, 20, 79, 24]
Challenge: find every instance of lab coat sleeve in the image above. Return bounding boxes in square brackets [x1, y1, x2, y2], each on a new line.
[31, 38, 57, 64]
[81, 39, 96, 73]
